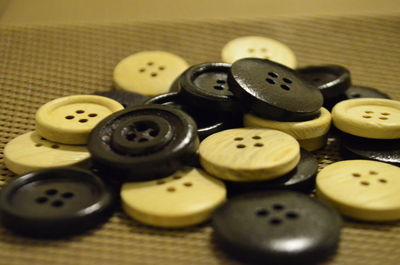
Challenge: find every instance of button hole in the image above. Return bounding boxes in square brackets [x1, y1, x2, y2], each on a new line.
[213, 85, 224, 90]
[88, 113, 97, 117]
[139, 68, 146, 73]
[381, 112, 390, 116]
[65, 115, 74, 120]
[256, 209, 269, 217]
[156, 180, 166, 185]
[254, 143, 263, 147]
[280, 84, 290, 91]
[216, 79, 226, 84]
[352, 173, 361, 177]
[147, 62, 154, 66]
[268, 72, 278, 78]
[52, 200, 64, 207]
[270, 218, 282, 225]
[351, 93, 361, 98]
[236, 144, 246, 149]
[378, 179, 387, 183]
[379, 117, 388, 120]
[36, 197, 48, 204]
[266, 78, 275, 85]
[46, 189, 58, 195]
[159, 66, 165, 71]
[282, 78, 292, 84]
[51, 144, 60, 149]
[150, 72, 158, 77]
[76, 110, 85, 114]
[234, 137, 243, 141]
[173, 176, 182, 180]
[273, 204, 284, 211]
[252, 136, 261, 140]
[35, 143, 42, 147]
[364, 110, 374, 114]
[360, 181, 370, 186]
[167, 187, 176, 192]
[248, 48, 255, 53]
[79, 119, 88, 123]
[362, 115, 372, 118]
[286, 212, 299, 219]
[62, 192, 74, 199]
[369, 171, 378, 175]
[183, 182, 192, 187]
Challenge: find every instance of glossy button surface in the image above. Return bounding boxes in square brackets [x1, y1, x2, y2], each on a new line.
[121, 167, 226, 227]
[332, 98, 400, 139]
[213, 191, 341, 264]
[113, 51, 189, 96]
[221, 36, 297, 68]
[36, 95, 123, 144]
[317, 160, 400, 221]
[4, 131, 90, 174]
[94, 90, 149, 108]
[199, 128, 300, 182]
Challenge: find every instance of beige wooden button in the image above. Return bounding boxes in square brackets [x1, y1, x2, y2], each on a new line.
[221, 36, 297, 68]
[4, 131, 90, 175]
[317, 160, 400, 222]
[332, 98, 400, 139]
[36, 95, 123, 144]
[113, 51, 189, 96]
[199, 128, 300, 182]
[244, 108, 331, 151]
[121, 167, 226, 228]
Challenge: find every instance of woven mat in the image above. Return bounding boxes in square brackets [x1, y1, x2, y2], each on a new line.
[1, 14, 400, 265]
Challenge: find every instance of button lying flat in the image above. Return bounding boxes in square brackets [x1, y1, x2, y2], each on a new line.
[36, 95, 124, 145]
[199, 128, 300, 182]
[213, 191, 341, 264]
[4, 131, 90, 174]
[0, 167, 115, 237]
[221, 36, 297, 68]
[113, 51, 189, 96]
[121, 167, 226, 228]
[332, 98, 400, 139]
[317, 160, 400, 221]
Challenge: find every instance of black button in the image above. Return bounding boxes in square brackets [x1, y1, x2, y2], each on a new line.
[94, 90, 149, 108]
[213, 191, 341, 265]
[88, 105, 199, 181]
[226, 149, 318, 195]
[344, 85, 391, 100]
[0, 167, 115, 238]
[341, 133, 400, 166]
[229, 58, 323, 121]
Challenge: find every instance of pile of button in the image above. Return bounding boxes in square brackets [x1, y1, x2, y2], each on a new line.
[1, 36, 399, 264]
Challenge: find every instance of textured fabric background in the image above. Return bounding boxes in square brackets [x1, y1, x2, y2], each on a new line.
[0, 14, 399, 265]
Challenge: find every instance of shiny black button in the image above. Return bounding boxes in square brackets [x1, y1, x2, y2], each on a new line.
[0, 167, 115, 238]
[229, 58, 323, 121]
[213, 191, 341, 265]
[93, 90, 149, 108]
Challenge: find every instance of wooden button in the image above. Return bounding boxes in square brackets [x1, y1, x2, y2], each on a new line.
[244, 108, 331, 151]
[332, 98, 400, 139]
[4, 131, 90, 175]
[317, 160, 400, 221]
[113, 51, 189, 96]
[221, 36, 297, 68]
[121, 167, 226, 228]
[199, 128, 300, 182]
[36, 95, 123, 144]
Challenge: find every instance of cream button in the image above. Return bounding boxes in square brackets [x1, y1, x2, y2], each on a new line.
[121, 167, 226, 228]
[113, 51, 189, 96]
[199, 128, 300, 182]
[221, 36, 297, 68]
[244, 108, 331, 151]
[4, 131, 90, 174]
[332, 98, 400, 139]
[36, 95, 123, 145]
[316, 160, 400, 221]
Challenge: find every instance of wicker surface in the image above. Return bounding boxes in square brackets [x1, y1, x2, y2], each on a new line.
[0, 14, 400, 265]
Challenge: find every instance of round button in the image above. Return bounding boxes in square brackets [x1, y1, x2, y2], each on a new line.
[213, 191, 341, 264]
[317, 160, 400, 221]
[121, 167, 226, 228]
[221, 36, 297, 68]
[244, 107, 331, 151]
[93, 90, 149, 108]
[332, 98, 400, 139]
[35, 95, 124, 145]
[345, 85, 391, 100]
[199, 128, 300, 182]
[88, 105, 199, 181]
[113, 51, 189, 96]
[4, 131, 90, 175]
[0, 167, 115, 237]
[229, 58, 323, 121]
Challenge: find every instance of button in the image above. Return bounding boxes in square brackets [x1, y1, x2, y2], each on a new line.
[221, 36, 297, 68]
[227, 149, 318, 195]
[317, 160, 400, 221]
[344, 85, 391, 100]
[0, 167, 115, 237]
[212, 191, 341, 264]
[88, 105, 199, 181]
[244, 107, 331, 151]
[178, 63, 241, 113]
[340, 133, 400, 166]
[145, 92, 242, 140]
[229, 58, 323, 121]
[121, 167, 226, 228]
[35, 95, 124, 145]
[332, 98, 400, 139]
[199, 128, 300, 182]
[93, 90, 149, 108]
[4, 131, 90, 175]
[113, 51, 189, 96]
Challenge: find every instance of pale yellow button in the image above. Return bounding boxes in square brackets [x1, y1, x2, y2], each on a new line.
[332, 98, 400, 139]
[317, 160, 400, 222]
[36, 95, 123, 144]
[244, 108, 331, 151]
[4, 131, 90, 175]
[121, 167, 226, 228]
[199, 128, 300, 182]
[113, 51, 189, 96]
[221, 36, 297, 68]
